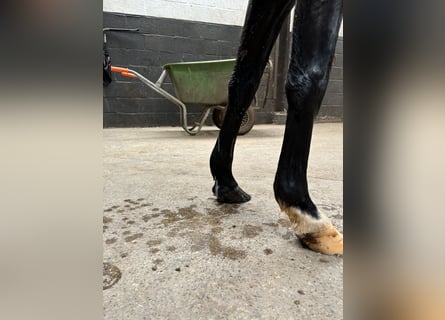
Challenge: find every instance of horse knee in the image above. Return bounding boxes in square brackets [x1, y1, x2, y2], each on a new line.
[285, 65, 328, 116]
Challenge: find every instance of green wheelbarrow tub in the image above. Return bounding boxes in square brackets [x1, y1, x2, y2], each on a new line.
[163, 59, 236, 106]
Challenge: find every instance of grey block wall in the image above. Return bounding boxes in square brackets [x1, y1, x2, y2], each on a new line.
[318, 37, 343, 121]
[103, 12, 343, 127]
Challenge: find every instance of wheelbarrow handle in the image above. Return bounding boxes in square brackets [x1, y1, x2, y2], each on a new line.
[110, 66, 138, 79]
[121, 72, 137, 79]
[110, 66, 129, 73]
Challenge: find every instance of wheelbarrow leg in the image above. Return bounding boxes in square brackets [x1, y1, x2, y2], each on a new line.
[210, 0, 295, 203]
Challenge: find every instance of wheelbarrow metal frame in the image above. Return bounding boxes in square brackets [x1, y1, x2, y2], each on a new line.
[111, 66, 225, 135]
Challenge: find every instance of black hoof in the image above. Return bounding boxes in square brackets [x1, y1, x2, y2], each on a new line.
[212, 184, 251, 203]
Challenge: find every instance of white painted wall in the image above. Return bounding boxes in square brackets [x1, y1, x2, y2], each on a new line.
[103, 0, 343, 36]
[103, 0, 249, 26]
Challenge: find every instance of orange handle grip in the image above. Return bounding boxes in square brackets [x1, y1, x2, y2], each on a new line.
[110, 66, 129, 73]
[121, 72, 137, 79]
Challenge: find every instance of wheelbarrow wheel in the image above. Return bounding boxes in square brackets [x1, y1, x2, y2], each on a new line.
[212, 106, 255, 135]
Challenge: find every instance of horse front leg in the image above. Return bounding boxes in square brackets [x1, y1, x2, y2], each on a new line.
[210, 0, 295, 203]
[274, 0, 343, 254]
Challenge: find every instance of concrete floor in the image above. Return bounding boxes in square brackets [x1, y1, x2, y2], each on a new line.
[103, 123, 343, 319]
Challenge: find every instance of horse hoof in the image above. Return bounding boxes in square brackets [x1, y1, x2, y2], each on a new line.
[213, 185, 251, 203]
[279, 204, 343, 255]
[299, 225, 343, 255]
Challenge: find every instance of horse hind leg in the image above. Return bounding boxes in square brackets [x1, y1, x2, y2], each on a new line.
[274, 0, 343, 255]
[210, 0, 295, 203]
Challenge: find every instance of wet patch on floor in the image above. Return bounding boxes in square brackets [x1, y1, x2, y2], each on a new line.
[104, 199, 285, 265]
[211, 226, 224, 234]
[103, 262, 121, 290]
[105, 238, 117, 245]
[208, 235, 247, 260]
[146, 239, 162, 247]
[263, 222, 279, 228]
[242, 225, 263, 238]
[124, 233, 143, 242]
[103, 216, 112, 224]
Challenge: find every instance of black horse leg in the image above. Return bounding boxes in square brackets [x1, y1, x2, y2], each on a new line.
[210, 0, 295, 203]
[274, 0, 343, 254]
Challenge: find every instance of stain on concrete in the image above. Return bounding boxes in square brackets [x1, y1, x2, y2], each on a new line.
[153, 258, 163, 265]
[106, 238, 117, 245]
[103, 216, 113, 224]
[167, 230, 177, 237]
[104, 200, 252, 262]
[103, 262, 121, 290]
[263, 222, 279, 228]
[203, 215, 222, 226]
[208, 235, 222, 255]
[124, 233, 143, 242]
[222, 247, 247, 260]
[206, 204, 240, 217]
[211, 227, 224, 234]
[208, 235, 246, 260]
[264, 248, 273, 255]
[242, 225, 263, 238]
[124, 199, 139, 206]
[146, 239, 162, 247]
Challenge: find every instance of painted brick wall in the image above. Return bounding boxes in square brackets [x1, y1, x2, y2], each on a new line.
[103, 0, 248, 26]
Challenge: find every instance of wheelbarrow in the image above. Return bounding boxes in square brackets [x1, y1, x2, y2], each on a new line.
[110, 59, 270, 135]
